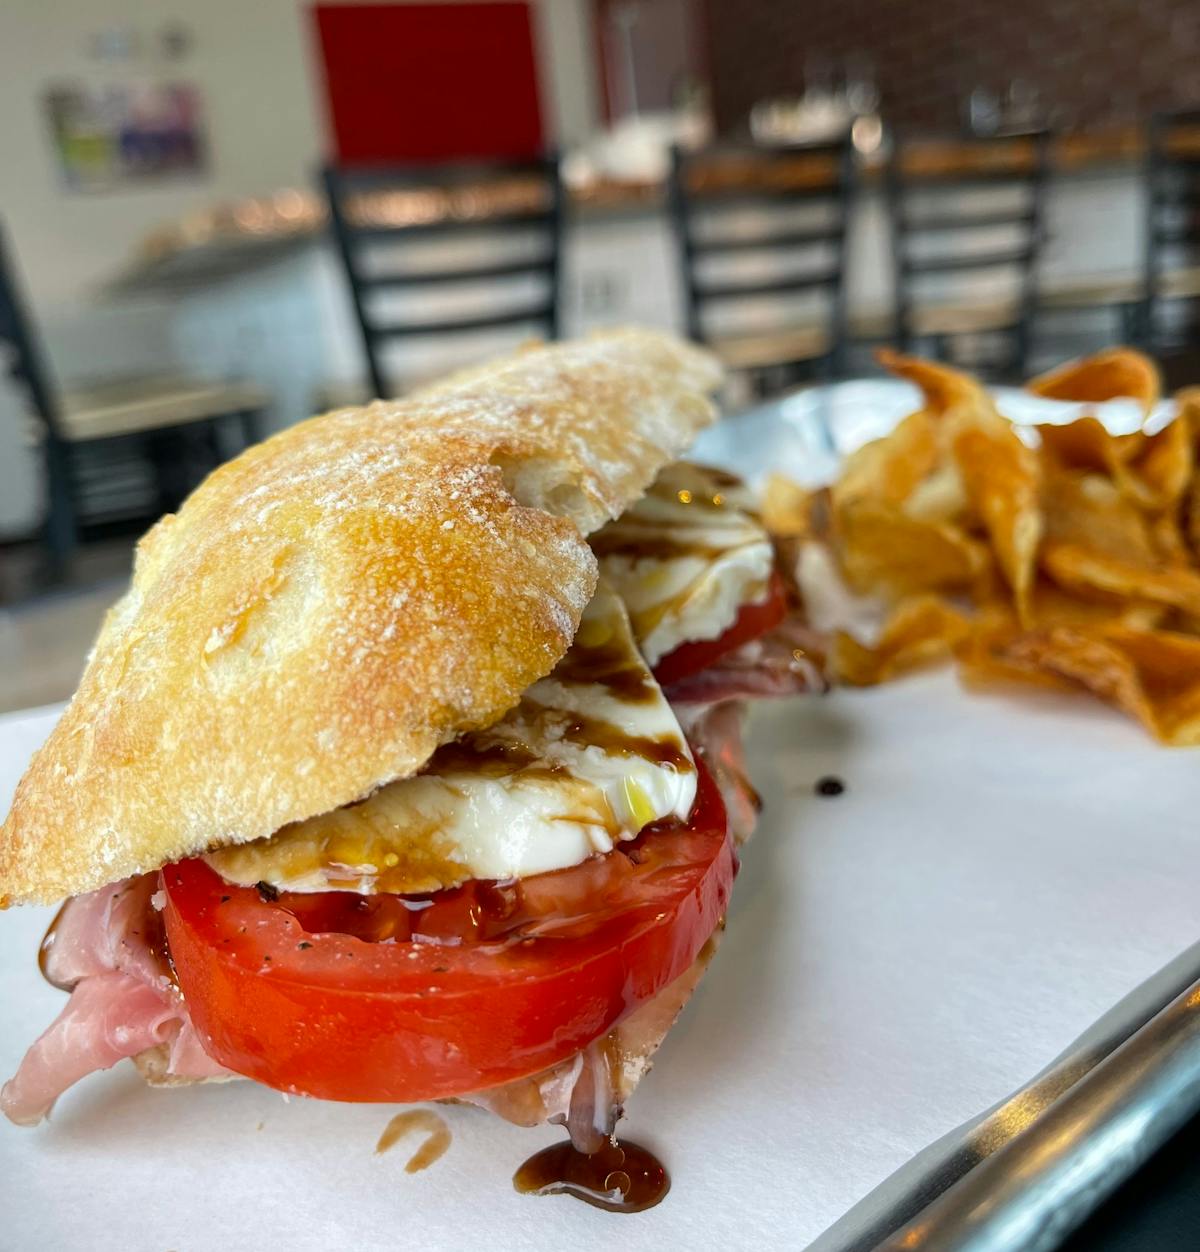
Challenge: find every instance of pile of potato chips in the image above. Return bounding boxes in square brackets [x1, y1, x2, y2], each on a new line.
[767, 348, 1200, 744]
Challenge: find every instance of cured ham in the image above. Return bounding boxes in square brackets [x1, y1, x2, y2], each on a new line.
[662, 611, 827, 705]
[1, 875, 228, 1126]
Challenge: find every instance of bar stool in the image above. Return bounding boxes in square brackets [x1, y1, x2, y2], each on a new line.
[886, 129, 1050, 380]
[1140, 108, 1200, 353]
[0, 223, 269, 577]
[322, 156, 563, 400]
[668, 136, 855, 395]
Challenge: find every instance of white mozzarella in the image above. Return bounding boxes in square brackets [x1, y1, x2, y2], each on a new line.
[592, 462, 774, 665]
[205, 581, 696, 894]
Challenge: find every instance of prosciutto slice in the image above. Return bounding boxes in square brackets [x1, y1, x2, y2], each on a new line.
[677, 701, 759, 844]
[662, 609, 827, 705]
[461, 930, 722, 1152]
[1, 875, 228, 1127]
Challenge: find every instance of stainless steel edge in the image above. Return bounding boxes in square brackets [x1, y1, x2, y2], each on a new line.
[874, 968, 1200, 1250]
[807, 938, 1200, 1252]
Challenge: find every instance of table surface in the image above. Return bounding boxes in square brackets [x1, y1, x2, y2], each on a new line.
[4, 683, 1200, 1247]
[3, 392, 1200, 1249]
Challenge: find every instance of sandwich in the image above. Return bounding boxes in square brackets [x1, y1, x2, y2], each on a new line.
[0, 329, 820, 1153]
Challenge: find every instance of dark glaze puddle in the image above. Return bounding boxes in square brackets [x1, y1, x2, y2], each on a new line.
[513, 1138, 669, 1214]
[815, 775, 846, 797]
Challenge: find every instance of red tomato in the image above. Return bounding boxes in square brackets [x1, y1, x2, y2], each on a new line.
[652, 572, 787, 687]
[163, 762, 733, 1103]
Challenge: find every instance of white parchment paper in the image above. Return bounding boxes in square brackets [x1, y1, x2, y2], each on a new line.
[3, 677, 1198, 1250]
[4, 382, 1196, 1249]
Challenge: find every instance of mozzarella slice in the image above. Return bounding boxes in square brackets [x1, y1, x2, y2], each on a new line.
[205, 582, 696, 895]
[592, 462, 775, 665]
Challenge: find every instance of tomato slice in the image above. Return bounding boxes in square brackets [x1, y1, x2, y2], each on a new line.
[163, 761, 732, 1103]
[652, 571, 788, 687]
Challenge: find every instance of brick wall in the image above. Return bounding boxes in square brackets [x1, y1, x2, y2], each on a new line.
[704, 0, 1200, 134]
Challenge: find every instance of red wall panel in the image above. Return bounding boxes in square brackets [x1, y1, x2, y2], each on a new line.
[312, 3, 544, 163]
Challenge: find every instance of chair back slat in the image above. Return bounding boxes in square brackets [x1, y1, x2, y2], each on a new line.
[668, 136, 856, 378]
[886, 128, 1050, 376]
[323, 156, 563, 399]
[1144, 110, 1200, 345]
[368, 303, 558, 340]
[0, 223, 62, 438]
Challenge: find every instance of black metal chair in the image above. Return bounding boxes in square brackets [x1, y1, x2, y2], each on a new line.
[1141, 108, 1200, 352]
[886, 129, 1050, 380]
[0, 226, 74, 571]
[322, 156, 564, 400]
[0, 223, 268, 576]
[668, 137, 855, 393]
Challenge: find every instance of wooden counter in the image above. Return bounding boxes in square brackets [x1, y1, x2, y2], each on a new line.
[107, 123, 1200, 298]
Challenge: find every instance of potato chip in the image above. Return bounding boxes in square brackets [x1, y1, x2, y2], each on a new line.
[1148, 507, 1191, 568]
[956, 622, 1078, 695]
[832, 410, 940, 513]
[1030, 349, 1187, 510]
[1003, 625, 1200, 744]
[834, 499, 991, 598]
[874, 351, 1042, 618]
[1175, 392, 1200, 562]
[1177, 387, 1200, 444]
[1021, 580, 1165, 630]
[954, 423, 1041, 623]
[1029, 348, 1160, 410]
[904, 461, 969, 525]
[876, 348, 991, 425]
[835, 351, 996, 529]
[959, 584, 1164, 700]
[762, 474, 823, 539]
[834, 596, 971, 686]
[1041, 544, 1200, 618]
[1042, 470, 1158, 562]
[1039, 470, 1200, 615]
[796, 345, 1200, 744]
[1036, 415, 1136, 476]
[1033, 419, 1190, 512]
[1120, 414, 1192, 510]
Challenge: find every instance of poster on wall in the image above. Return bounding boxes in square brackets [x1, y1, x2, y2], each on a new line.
[43, 82, 207, 191]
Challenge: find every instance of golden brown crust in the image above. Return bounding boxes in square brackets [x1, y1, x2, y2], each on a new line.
[0, 330, 720, 906]
[409, 328, 722, 532]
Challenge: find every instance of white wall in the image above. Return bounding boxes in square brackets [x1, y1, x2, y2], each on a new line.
[0, 0, 598, 537]
[0, 0, 323, 309]
[0, 0, 598, 311]
[536, 0, 600, 149]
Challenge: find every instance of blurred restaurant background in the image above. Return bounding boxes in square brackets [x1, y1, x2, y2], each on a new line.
[2, 0, 1200, 707]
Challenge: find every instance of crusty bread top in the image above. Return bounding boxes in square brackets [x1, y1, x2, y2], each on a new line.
[0, 329, 721, 906]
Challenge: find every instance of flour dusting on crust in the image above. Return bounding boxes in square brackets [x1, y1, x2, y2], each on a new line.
[0, 329, 720, 906]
